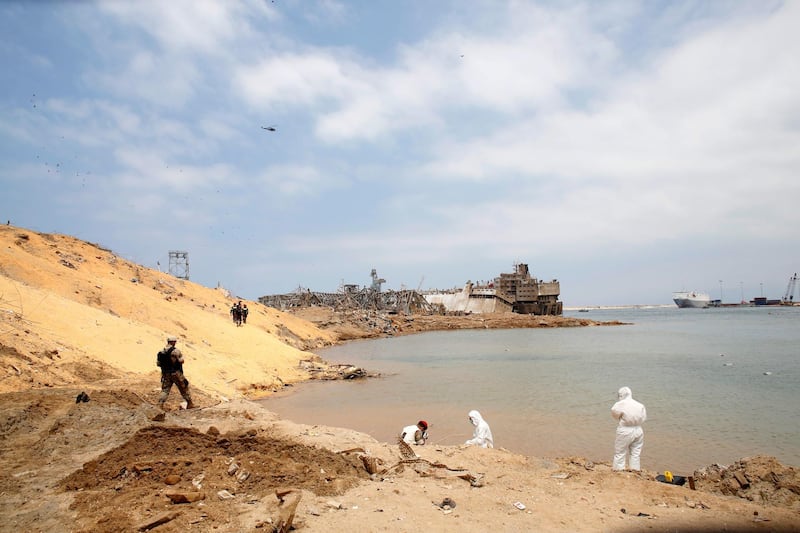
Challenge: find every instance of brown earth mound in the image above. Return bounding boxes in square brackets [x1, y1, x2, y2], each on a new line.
[693, 455, 800, 509]
[0, 387, 372, 533]
[61, 425, 366, 532]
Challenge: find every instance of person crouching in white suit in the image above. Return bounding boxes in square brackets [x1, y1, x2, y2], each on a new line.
[465, 410, 494, 448]
[611, 386, 647, 471]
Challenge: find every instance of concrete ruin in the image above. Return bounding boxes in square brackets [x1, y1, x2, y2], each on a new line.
[258, 263, 562, 316]
[424, 263, 562, 316]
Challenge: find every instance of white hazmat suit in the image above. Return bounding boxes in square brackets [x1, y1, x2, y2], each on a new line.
[465, 410, 494, 448]
[611, 386, 647, 471]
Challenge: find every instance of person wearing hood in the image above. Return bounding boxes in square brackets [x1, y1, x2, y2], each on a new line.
[465, 410, 494, 448]
[400, 420, 429, 445]
[611, 386, 647, 471]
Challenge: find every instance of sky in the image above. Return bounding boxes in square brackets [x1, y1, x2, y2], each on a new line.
[1, 0, 799, 307]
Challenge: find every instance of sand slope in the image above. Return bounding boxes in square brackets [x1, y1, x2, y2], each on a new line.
[0, 223, 336, 399]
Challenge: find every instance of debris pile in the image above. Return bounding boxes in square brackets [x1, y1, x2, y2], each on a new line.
[58, 424, 368, 531]
[692, 455, 800, 509]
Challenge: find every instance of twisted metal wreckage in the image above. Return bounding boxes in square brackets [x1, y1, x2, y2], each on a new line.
[258, 264, 563, 319]
[258, 269, 439, 316]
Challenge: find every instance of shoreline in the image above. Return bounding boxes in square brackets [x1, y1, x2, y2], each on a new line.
[286, 306, 629, 344]
[270, 307, 800, 475]
[4, 384, 798, 532]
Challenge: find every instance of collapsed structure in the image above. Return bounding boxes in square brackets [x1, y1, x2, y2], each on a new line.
[258, 269, 435, 315]
[423, 263, 562, 316]
[259, 263, 562, 316]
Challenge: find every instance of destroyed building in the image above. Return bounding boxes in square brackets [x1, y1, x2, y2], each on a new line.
[258, 263, 562, 317]
[423, 263, 562, 316]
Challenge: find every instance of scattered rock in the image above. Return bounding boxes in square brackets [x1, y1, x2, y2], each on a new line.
[274, 489, 302, 533]
[360, 454, 381, 474]
[136, 511, 180, 531]
[132, 463, 154, 473]
[438, 497, 456, 509]
[692, 455, 800, 506]
[165, 491, 205, 504]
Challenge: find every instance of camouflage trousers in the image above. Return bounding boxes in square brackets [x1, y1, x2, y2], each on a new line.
[159, 370, 193, 406]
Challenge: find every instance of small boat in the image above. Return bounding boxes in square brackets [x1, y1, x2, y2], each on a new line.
[672, 291, 711, 308]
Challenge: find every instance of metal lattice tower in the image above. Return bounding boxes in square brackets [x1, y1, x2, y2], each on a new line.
[168, 251, 189, 280]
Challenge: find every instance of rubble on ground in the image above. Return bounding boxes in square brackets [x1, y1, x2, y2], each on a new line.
[693, 455, 800, 509]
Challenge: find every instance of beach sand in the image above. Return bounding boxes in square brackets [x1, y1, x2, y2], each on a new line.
[1, 223, 798, 532]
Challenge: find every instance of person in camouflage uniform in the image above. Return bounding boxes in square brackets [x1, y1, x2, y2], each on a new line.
[157, 335, 195, 409]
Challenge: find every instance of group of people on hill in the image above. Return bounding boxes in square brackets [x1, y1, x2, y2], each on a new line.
[401, 387, 647, 471]
[230, 301, 248, 326]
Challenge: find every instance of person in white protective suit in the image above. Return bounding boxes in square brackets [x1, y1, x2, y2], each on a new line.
[465, 410, 494, 448]
[400, 420, 429, 445]
[611, 386, 647, 471]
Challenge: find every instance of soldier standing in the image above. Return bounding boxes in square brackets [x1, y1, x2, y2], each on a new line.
[157, 335, 195, 409]
[230, 302, 242, 326]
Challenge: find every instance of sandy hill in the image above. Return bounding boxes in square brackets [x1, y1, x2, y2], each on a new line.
[0, 223, 337, 399]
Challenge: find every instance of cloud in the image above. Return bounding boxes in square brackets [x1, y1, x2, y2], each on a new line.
[113, 147, 235, 192]
[78, 1, 275, 109]
[302, 0, 350, 26]
[85, 50, 200, 109]
[258, 163, 349, 196]
[235, 52, 364, 108]
[97, 0, 271, 55]
[411, 1, 800, 244]
[231, 2, 623, 145]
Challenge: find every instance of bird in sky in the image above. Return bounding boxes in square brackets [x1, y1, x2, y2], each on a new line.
[261, 125, 277, 131]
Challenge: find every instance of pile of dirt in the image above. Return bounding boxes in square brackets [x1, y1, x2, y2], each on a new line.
[0, 386, 374, 533]
[61, 425, 367, 532]
[693, 455, 800, 509]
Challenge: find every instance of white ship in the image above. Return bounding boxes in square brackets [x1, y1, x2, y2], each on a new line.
[672, 291, 711, 308]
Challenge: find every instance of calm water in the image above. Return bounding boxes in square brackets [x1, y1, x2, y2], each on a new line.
[262, 306, 800, 473]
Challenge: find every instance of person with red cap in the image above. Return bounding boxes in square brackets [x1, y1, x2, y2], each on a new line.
[400, 420, 429, 445]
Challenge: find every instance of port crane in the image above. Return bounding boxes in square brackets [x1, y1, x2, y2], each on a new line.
[782, 273, 798, 304]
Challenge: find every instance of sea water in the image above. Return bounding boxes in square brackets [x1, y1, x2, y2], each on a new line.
[262, 306, 800, 474]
